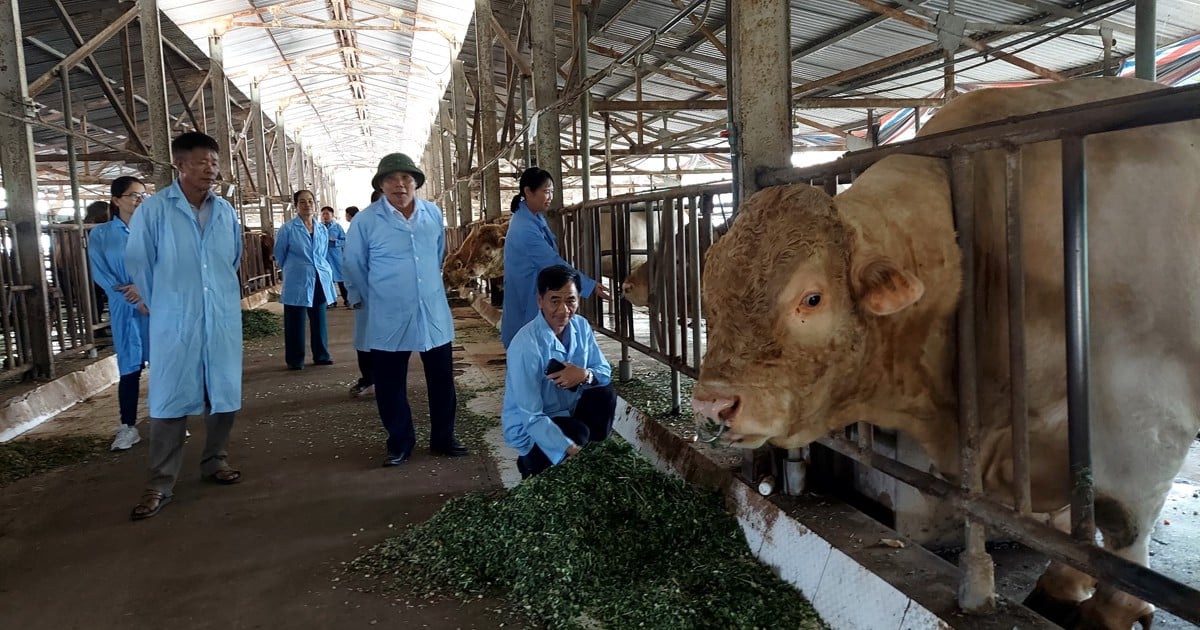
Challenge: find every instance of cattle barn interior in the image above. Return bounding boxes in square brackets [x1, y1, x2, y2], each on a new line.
[1, 0, 1199, 628]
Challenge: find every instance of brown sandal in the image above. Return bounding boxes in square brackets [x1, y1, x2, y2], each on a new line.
[130, 491, 172, 521]
[203, 469, 242, 485]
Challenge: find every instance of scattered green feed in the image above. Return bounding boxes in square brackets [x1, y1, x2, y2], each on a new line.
[242, 309, 283, 339]
[352, 440, 825, 630]
[0, 435, 109, 486]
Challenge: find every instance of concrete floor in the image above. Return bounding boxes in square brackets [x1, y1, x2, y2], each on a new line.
[0, 305, 515, 630]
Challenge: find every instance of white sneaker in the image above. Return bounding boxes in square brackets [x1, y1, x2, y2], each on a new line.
[111, 425, 142, 451]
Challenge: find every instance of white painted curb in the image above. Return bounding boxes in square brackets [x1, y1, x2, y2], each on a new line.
[0, 355, 120, 443]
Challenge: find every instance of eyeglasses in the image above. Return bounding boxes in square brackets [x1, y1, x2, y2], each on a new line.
[120, 192, 150, 201]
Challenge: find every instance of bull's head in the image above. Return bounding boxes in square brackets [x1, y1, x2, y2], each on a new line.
[691, 185, 924, 448]
[442, 255, 471, 289]
[621, 262, 652, 306]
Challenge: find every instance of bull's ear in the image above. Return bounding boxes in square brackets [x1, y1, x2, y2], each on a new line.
[852, 257, 924, 316]
[498, 236, 505, 247]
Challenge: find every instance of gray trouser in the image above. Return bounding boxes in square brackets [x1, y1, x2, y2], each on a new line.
[146, 411, 236, 496]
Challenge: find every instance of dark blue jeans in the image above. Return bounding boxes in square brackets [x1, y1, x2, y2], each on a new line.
[519, 384, 617, 477]
[371, 343, 457, 456]
[118, 368, 142, 426]
[283, 280, 330, 368]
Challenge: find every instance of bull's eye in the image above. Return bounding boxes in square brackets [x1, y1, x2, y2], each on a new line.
[804, 293, 821, 308]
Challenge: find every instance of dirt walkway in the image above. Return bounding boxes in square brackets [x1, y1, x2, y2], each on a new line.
[0, 306, 512, 629]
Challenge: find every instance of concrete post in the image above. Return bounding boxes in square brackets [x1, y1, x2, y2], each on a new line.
[140, 0, 173, 190]
[474, 0, 502, 220]
[275, 111, 292, 219]
[531, 0, 564, 236]
[208, 32, 234, 198]
[251, 80, 273, 235]
[451, 61, 473, 225]
[0, 0, 53, 378]
[439, 102, 457, 222]
[728, 0, 792, 211]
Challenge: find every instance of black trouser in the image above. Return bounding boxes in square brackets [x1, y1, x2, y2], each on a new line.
[283, 280, 330, 368]
[519, 384, 617, 478]
[337, 281, 348, 305]
[118, 368, 142, 426]
[371, 343, 457, 456]
[356, 350, 374, 387]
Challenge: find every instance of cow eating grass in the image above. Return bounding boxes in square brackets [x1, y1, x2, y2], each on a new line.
[692, 77, 1200, 630]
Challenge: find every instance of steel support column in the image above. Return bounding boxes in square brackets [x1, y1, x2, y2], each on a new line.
[531, 0, 564, 234]
[140, 0, 173, 189]
[1136, 0, 1157, 81]
[475, 0, 501, 220]
[451, 60, 473, 225]
[0, 0, 53, 378]
[251, 80, 273, 235]
[730, 0, 792, 211]
[208, 32, 234, 198]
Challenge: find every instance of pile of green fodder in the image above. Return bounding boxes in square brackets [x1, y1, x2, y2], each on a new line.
[242, 308, 283, 339]
[353, 439, 824, 629]
[0, 435, 108, 486]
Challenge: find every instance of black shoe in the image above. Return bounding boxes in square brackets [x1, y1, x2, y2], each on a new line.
[314, 359, 334, 366]
[287, 365, 303, 371]
[381, 451, 411, 467]
[430, 440, 469, 457]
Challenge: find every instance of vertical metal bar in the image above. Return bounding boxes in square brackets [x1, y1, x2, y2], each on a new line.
[209, 32, 234, 198]
[139, 0, 173, 190]
[439, 103, 456, 218]
[521, 76, 531, 168]
[1062, 134, 1096, 542]
[951, 150, 996, 613]
[62, 68, 94, 355]
[1005, 147, 1032, 515]
[728, 0, 790, 204]
[689, 196, 702, 375]
[1135, 0, 1157, 82]
[665, 197, 681, 415]
[577, 7, 591, 206]
[475, 0, 501, 220]
[275, 111, 291, 218]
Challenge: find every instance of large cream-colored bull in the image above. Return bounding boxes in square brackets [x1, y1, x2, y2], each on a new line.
[443, 217, 510, 289]
[691, 78, 1200, 629]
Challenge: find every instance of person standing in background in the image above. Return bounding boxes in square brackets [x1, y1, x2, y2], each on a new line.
[347, 200, 372, 398]
[274, 190, 336, 370]
[500, 167, 610, 348]
[88, 176, 150, 451]
[320, 206, 348, 307]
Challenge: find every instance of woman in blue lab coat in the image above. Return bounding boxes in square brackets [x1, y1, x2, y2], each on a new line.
[274, 189, 336, 370]
[88, 176, 150, 451]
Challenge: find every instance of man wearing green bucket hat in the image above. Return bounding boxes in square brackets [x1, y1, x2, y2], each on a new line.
[343, 153, 467, 466]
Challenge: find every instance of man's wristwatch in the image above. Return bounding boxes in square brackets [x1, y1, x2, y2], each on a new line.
[583, 368, 595, 386]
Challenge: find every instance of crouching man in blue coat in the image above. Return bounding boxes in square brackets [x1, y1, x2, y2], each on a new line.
[126, 132, 244, 520]
[502, 265, 616, 478]
[343, 153, 468, 466]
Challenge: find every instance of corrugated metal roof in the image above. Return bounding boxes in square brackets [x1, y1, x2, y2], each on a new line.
[12, 0, 1200, 194]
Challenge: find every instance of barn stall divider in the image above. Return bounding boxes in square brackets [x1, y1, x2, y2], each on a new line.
[1, 227, 279, 384]
[555, 84, 1200, 625]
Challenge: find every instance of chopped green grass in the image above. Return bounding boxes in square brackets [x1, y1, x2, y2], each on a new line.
[242, 309, 283, 339]
[351, 439, 825, 629]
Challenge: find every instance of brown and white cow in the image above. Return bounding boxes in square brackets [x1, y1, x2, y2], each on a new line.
[443, 216, 510, 289]
[692, 77, 1200, 629]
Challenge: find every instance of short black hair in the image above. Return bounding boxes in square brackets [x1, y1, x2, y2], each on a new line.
[537, 264, 581, 295]
[345, 206, 359, 219]
[84, 200, 111, 223]
[110, 176, 143, 198]
[171, 131, 220, 155]
[293, 189, 314, 204]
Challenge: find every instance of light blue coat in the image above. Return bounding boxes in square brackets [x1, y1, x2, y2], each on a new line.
[323, 220, 346, 282]
[274, 217, 335, 307]
[88, 218, 149, 376]
[343, 197, 454, 352]
[501, 313, 612, 464]
[125, 182, 243, 418]
[500, 202, 597, 348]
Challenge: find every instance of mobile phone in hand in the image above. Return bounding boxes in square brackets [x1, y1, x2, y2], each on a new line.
[545, 358, 579, 391]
